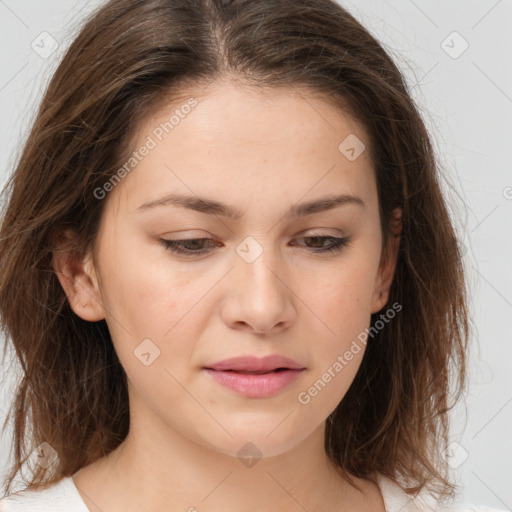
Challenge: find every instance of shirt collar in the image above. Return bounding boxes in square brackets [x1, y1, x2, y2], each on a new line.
[376, 473, 438, 512]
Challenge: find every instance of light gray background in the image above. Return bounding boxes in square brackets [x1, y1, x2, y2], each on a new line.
[0, 0, 511, 508]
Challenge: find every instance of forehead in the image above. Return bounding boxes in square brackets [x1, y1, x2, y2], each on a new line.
[106, 80, 376, 218]
[146, 79, 369, 150]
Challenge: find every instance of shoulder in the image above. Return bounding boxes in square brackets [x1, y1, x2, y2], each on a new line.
[0, 477, 89, 512]
[375, 473, 507, 512]
[437, 506, 508, 512]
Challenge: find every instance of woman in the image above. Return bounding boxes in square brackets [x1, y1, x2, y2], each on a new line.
[0, 0, 503, 510]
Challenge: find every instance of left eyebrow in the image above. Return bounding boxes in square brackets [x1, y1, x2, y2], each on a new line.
[135, 192, 365, 219]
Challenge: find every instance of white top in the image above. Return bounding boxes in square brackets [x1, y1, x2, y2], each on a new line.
[0, 473, 506, 511]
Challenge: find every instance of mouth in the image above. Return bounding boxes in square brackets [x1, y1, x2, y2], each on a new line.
[204, 354, 305, 373]
[202, 354, 306, 398]
[202, 367, 305, 398]
[211, 368, 290, 374]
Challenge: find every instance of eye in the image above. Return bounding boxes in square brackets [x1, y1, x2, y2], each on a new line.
[159, 234, 350, 257]
[293, 234, 350, 254]
[159, 238, 219, 256]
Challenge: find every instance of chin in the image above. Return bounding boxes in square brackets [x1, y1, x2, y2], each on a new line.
[199, 421, 313, 461]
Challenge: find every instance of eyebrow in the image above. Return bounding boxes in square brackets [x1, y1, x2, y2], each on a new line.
[135, 192, 365, 219]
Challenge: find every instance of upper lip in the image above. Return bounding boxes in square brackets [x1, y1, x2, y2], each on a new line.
[204, 355, 305, 372]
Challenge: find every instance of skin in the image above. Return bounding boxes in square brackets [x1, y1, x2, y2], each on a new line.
[53, 79, 402, 512]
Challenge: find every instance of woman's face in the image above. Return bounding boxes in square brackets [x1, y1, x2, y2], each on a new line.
[59, 80, 399, 459]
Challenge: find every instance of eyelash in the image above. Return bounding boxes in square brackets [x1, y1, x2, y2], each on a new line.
[159, 235, 350, 256]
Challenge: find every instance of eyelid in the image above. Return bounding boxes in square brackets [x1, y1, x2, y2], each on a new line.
[159, 232, 351, 257]
[161, 228, 347, 242]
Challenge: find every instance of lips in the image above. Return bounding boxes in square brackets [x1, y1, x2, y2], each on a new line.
[203, 355, 306, 398]
[204, 354, 305, 372]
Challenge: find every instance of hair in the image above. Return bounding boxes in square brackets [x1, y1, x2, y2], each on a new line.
[0, 0, 468, 501]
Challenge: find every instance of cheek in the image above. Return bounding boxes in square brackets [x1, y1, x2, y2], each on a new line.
[100, 242, 188, 323]
[302, 257, 377, 332]
[297, 253, 377, 399]
[295, 277, 371, 419]
[96, 246, 202, 375]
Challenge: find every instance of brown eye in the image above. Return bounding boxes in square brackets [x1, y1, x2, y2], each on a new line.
[293, 235, 350, 254]
[160, 238, 218, 255]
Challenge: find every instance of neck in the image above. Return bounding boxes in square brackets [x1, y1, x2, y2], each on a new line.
[72, 386, 384, 512]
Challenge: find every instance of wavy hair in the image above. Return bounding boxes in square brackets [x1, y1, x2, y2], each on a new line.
[0, 0, 467, 499]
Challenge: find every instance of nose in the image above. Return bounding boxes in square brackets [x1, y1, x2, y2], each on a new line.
[220, 241, 297, 336]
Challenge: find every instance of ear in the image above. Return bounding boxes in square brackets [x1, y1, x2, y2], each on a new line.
[371, 207, 402, 314]
[51, 228, 105, 322]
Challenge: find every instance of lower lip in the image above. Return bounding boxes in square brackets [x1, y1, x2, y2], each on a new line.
[203, 368, 305, 398]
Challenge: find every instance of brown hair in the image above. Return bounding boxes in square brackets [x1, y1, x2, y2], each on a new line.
[0, 0, 467, 500]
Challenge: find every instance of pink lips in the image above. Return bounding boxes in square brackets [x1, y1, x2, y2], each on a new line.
[203, 355, 306, 398]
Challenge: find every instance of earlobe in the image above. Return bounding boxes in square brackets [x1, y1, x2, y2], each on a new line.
[371, 207, 402, 314]
[51, 229, 105, 322]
